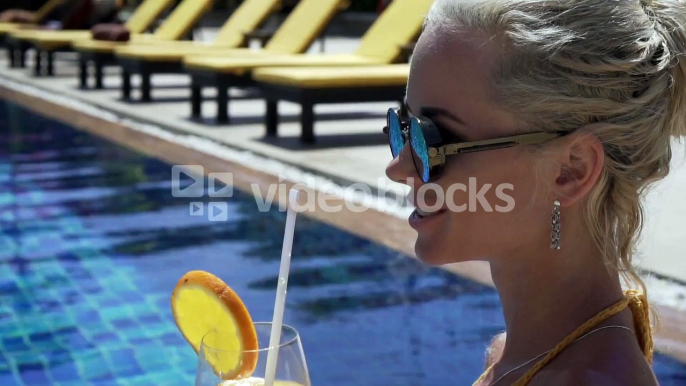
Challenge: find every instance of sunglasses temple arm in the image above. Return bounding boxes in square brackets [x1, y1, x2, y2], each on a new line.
[444, 132, 563, 155]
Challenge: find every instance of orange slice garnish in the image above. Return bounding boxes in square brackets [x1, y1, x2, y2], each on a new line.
[171, 271, 259, 379]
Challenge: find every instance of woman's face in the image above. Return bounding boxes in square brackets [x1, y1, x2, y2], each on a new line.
[386, 27, 555, 266]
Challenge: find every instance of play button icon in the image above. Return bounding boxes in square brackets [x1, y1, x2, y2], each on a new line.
[172, 165, 204, 198]
[208, 202, 228, 222]
[190, 202, 204, 216]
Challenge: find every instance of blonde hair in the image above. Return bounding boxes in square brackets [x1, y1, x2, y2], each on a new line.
[425, 0, 686, 296]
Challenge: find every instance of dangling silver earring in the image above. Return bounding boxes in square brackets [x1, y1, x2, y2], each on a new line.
[550, 200, 561, 250]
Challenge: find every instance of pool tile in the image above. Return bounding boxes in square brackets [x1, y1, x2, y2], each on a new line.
[100, 306, 132, 322]
[116, 291, 142, 304]
[71, 307, 102, 326]
[76, 351, 111, 382]
[49, 362, 79, 382]
[44, 314, 76, 331]
[10, 300, 33, 314]
[37, 299, 63, 314]
[0, 281, 21, 296]
[159, 332, 184, 346]
[56, 329, 91, 351]
[2, 336, 30, 352]
[134, 345, 174, 373]
[75, 278, 102, 295]
[90, 332, 118, 344]
[28, 331, 52, 345]
[0, 370, 21, 386]
[110, 319, 137, 330]
[106, 348, 144, 378]
[90, 380, 118, 386]
[45, 348, 72, 366]
[137, 313, 162, 326]
[18, 362, 49, 385]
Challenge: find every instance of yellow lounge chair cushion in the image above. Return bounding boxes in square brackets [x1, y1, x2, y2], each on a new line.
[354, 0, 434, 62]
[72, 34, 159, 53]
[4, 0, 175, 49]
[0, 23, 35, 34]
[72, 39, 128, 53]
[11, 30, 91, 41]
[152, 0, 213, 41]
[213, 0, 280, 48]
[184, 54, 384, 75]
[262, 0, 349, 55]
[252, 65, 410, 88]
[72, 0, 212, 53]
[11, 30, 91, 50]
[125, 0, 176, 34]
[114, 43, 244, 61]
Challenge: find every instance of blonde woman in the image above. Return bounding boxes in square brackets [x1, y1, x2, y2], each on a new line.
[384, 0, 686, 385]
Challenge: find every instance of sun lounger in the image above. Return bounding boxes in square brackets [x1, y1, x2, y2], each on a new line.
[11, 0, 173, 51]
[71, 0, 212, 88]
[2, 0, 65, 67]
[114, 0, 347, 102]
[0, 0, 64, 34]
[181, 0, 431, 124]
[252, 64, 409, 143]
[7, 0, 175, 77]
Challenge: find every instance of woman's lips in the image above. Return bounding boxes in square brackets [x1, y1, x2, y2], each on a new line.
[409, 208, 447, 230]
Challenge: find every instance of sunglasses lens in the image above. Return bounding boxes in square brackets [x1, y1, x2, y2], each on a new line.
[410, 119, 431, 183]
[388, 110, 404, 158]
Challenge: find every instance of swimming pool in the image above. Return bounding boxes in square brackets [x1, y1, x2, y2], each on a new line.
[1, 99, 685, 386]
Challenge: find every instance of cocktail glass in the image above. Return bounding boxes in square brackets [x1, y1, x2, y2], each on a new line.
[195, 322, 310, 386]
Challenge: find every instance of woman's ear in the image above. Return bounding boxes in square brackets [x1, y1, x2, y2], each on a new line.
[552, 131, 605, 206]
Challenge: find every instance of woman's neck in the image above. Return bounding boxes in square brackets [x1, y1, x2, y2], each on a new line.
[490, 242, 625, 366]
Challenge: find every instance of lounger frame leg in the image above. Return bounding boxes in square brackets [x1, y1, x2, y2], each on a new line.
[8, 45, 16, 68]
[46, 50, 54, 76]
[122, 70, 131, 100]
[18, 47, 26, 68]
[256, 83, 406, 143]
[187, 71, 254, 124]
[94, 59, 104, 89]
[79, 59, 88, 89]
[301, 103, 315, 144]
[266, 100, 278, 137]
[191, 85, 202, 119]
[216, 87, 229, 124]
[141, 71, 152, 102]
[33, 50, 42, 76]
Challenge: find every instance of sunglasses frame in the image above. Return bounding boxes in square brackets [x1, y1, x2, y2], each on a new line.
[383, 108, 567, 182]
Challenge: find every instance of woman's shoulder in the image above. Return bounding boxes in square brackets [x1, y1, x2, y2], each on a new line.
[530, 326, 657, 386]
[533, 368, 654, 386]
[484, 332, 506, 368]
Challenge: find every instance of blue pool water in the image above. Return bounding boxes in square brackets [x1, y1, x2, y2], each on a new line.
[0, 100, 685, 386]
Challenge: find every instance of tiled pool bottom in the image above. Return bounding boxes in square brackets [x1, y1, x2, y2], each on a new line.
[1, 100, 686, 386]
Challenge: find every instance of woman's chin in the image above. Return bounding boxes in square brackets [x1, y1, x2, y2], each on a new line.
[414, 239, 460, 266]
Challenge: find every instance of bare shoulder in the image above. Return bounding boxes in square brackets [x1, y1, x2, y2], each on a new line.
[534, 367, 655, 386]
[529, 325, 658, 386]
[485, 332, 506, 368]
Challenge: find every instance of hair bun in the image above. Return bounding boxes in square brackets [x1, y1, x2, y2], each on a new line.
[643, 0, 686, 138]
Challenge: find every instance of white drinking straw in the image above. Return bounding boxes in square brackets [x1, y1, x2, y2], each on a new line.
[264, 188, 300, 386]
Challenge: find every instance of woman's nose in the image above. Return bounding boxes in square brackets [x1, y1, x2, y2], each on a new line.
[385, 144, 420, 187]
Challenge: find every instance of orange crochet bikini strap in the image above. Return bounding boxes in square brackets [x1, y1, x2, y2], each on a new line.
[473, 290, 653, 386]
[625, 289, 654, 364]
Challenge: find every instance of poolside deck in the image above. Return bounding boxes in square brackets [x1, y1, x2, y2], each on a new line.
[1, 36, 685, 361]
